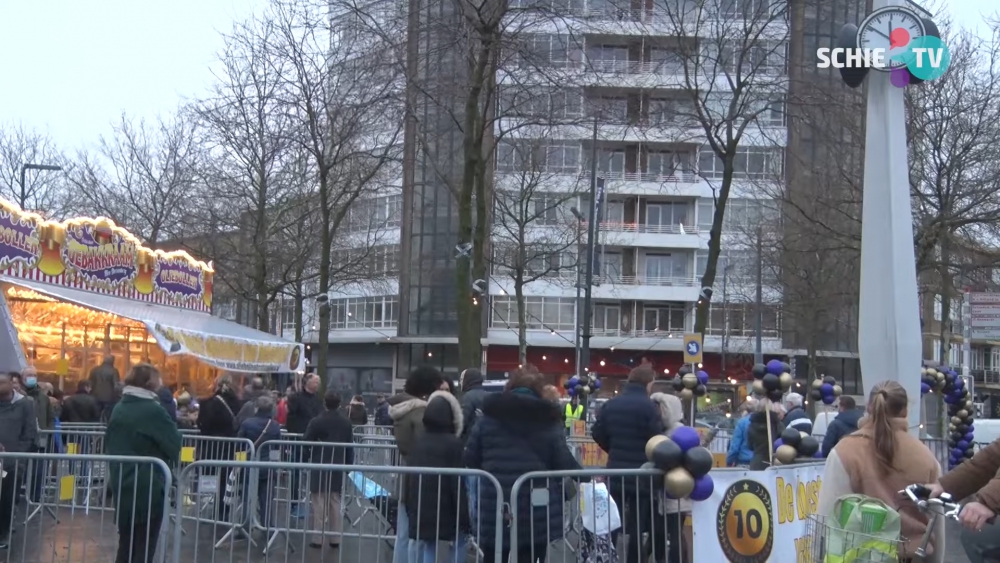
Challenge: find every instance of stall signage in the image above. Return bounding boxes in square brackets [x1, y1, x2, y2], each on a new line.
[156, 258, 204, 297]
[149, 323, 306, 373]
[63, 223, 138, 286]
[0, 207, 39, 267]
[0, 198, 213, 312]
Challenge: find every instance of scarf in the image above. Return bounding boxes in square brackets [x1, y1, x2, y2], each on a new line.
[122, 386, 159, 400]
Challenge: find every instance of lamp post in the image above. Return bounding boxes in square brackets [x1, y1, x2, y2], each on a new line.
[571, 207, 586, 375]
[18, 163, 63, 210]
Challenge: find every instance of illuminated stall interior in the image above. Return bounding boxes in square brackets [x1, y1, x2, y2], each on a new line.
[5, 284, 219, 394]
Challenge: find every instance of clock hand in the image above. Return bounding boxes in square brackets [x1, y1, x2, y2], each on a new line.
[872, 28, 891, 41]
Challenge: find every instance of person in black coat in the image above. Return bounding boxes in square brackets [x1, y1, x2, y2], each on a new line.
[405, 390, 469, 562]
[590, 367, 665, 563]
[61, 381, 102, 423]
[156, 386, 177, 424]
[237, 395, 281, 528]
[464, 367, 581, 563]
[196, 375, 242, 521]
[285, 373, 323, 518]
[303, 391, 354, 548]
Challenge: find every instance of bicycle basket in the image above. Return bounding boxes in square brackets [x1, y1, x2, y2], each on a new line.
[805, 514, 906, 563]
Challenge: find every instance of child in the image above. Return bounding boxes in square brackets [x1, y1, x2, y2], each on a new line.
[404, 390, 469, 563]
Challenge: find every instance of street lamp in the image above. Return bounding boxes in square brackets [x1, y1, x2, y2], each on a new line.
[570, 207, 586, 374]
[19, 163, 63, 210]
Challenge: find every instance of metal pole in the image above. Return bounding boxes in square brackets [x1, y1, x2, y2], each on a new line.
[573, 214, 584, 377]
[963, 290, 971, 381]
[18, 163, 63, 210]
[754, 225, 763, 365]
[581, 116, 599, 376]
[18, 167, 25, 210]
[721, 257, 728, 378]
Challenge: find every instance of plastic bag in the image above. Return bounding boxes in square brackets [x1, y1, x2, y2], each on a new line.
[579, 482, 621, 536]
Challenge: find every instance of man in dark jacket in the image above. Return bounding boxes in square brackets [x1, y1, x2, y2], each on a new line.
[459, 368, 486, 441]
[237, 395, 281, 528]
[0, 373, 36, 546]
[373, 394, 391, 426]
[303, 391, 354, 547]
[285, 373, 323, 518]
[61, 381, 101, 423]
[591, 366, 664, 563]
[822, 396, 861, 457]
[88, 355, 120, 421]
[783, 393, 812, 435]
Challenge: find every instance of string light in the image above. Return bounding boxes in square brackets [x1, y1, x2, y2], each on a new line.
[564, 358, 569, 363]
[427, 352, 433, 357]
[599, 360, 606, 366]
[542, 355, 547, 360]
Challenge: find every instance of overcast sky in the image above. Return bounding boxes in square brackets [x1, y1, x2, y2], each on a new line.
[0, 0, 990, 151]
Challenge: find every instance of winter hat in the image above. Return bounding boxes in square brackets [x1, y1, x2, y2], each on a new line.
[422, 390, 464, 436]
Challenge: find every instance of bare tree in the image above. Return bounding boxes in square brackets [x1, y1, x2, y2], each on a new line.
[266, 0, 404, 382]
[69, 112, 201, 246]
[637, 0, 791, 335]
[491, 138, 584, 363]
[188, 16, 318, 333]
[0, 123, 71, 216]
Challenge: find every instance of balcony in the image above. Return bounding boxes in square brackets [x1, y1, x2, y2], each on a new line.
[598, 221, 699, 235]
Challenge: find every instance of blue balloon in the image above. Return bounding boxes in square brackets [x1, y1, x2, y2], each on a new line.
[773, 439, 783, 451]
[813, 450, 823, 459]
[952, 448, 965, 458]
[965, 432, 975, 442]
[958, 440, 970, 450]
[921, 383, 930, 395]
[820, 383, 834, 396]
[766, 359, 784, 375]
[592, 378, 601, 389]
[822, 395, 836, 405]
[968, 424, 975, 433]
[568, 387, 577, 396]
[669, 426, 701, 453]
[696, 370, 709, 385]
[690, 474, 715, 501]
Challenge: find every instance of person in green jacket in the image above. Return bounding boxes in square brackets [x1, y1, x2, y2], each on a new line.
[104, 364, 181, 563]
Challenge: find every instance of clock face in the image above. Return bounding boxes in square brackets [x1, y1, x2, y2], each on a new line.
[857, 7, 926, 71]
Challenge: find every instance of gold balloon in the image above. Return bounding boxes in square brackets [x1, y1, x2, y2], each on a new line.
[935, 371, 945, 381]
[682, 373, 698, 389]
[778, 373, 793, 390]
[958, 410, 969, 419]
[920, 368, 928, 376]
[663, 467, 695, 498]
[645, 434, 667, 461]
[951, 416, 962, 425]
[752, 381, 766, 396]
[775, 445, 798, 465]
[799, 431, 809, 439]
[680, 388, 694, 401]
[811, 379, 824, 390]
[832, 385, 843, 397]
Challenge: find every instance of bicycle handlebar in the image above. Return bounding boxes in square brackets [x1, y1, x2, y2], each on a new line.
[901, 484, 961, 519]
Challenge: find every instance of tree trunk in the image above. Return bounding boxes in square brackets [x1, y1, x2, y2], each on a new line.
[693, 158, 736, 334]
[515, 272, 527, 366]
[938, 235, 952, 364]
[294, 280, 304, 343]
[316, 171, 333, 392]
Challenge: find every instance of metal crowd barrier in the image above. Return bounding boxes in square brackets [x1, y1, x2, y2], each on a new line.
[173, 460, 504, 563]
[0, 452, 172, 563]
[352, 425, 394, 437]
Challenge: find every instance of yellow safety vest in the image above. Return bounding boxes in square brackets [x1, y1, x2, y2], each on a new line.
[565, 403, 583, 427]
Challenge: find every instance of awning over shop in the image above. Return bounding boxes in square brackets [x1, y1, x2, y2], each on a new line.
[1, 276, 305, 374]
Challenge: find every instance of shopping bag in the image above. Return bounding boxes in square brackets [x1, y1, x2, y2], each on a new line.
[824, 494, 901, 563]
[579, 482, 621, 535]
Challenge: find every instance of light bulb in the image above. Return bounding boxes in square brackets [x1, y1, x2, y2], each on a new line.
[599, 360, 606, 366]
[542, 355, 547, 360]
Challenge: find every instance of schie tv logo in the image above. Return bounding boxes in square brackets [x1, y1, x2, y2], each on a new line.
[815, 5, 951, 88]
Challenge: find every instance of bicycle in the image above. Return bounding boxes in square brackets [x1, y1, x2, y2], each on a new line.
[901, 483, 1000, 562]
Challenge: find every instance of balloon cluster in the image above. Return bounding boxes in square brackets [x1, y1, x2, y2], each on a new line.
[563, 374, 601, 397]
[919, 365, 951, 396]
[670, 366, 709, 401]
[750, 359, 793, 402]
[934, 367, 975, 470]
[810, 376, 843, 405]
[773, 427, 822, 464]
[642, 426, 714, 501]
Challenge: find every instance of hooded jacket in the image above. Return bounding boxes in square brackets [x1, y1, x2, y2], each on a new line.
[459, 368, 487, 442]
[88, 359, 120, 403]
[347, 398, 368, 426]
[748, 410, 785, 470]
[822, 408, 863, 457]
[464, 389, 581, 550]
[389, 393, 429, 465]
[405, 391, 470, 541]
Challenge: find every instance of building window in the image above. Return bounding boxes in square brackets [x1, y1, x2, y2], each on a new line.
[643, 253, 688, 282]
[592, 303, 620, 335]
[495, 141, 581, 173]
[699, 147, 784, 180]
[645, 151, 694, 180]
[724, 198, 780, 230]
[499, 87, 583, 120]
[329, 296, 399, 329]
[646, 202, 689, 228]
[490, 296, 576, 331]
[347, 195, 402, 231]
[642, 304, 687, 333]
[708, 303, 781, 338]
[764, 98, 786, 127]
[519, 34, 583, 69]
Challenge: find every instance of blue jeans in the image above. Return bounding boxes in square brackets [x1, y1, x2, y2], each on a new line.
[393, 506, 409, 563]
[408, 538, 467, 563]
[465, 476, 479, 532]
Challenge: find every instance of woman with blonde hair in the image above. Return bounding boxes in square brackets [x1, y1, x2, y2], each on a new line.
[817, 381, 944, 562]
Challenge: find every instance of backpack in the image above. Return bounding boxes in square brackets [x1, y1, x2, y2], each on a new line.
[823, 494, 902, 563]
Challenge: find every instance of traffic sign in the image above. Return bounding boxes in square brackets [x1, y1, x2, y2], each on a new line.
[683, 333, 703, 364]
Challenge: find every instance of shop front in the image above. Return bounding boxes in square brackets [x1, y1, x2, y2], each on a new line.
[0, 199, 304, 394]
